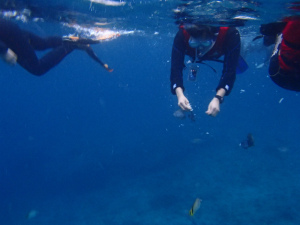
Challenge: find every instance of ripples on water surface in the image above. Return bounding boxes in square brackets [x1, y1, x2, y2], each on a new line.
[0, 0, 299, 39]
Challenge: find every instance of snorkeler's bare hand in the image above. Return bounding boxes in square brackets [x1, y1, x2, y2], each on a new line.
[205, 97, 220, 117]
[178, 98, 192, 111]
[176, 88, 193, 111]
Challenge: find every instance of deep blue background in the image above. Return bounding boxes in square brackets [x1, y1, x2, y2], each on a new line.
[1, 1, 300, 224]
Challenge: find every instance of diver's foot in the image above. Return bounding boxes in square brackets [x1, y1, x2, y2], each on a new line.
[62, 35, 80, 42]
[63, 35, 100, 45]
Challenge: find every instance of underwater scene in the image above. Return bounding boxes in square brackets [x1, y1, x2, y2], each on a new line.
[0, 0, 300, 224]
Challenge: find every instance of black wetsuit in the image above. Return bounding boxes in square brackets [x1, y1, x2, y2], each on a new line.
[170, 27, 241, 96]
[0, 19, 74, 75]
[261, 21, 300, 91]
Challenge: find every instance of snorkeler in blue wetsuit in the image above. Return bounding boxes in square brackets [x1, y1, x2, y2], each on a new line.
[170, 24, 244, 117]
[0, 18, 112, 75]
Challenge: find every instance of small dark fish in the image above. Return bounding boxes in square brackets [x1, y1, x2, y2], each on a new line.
[188, 110, 196, 122]
[240, 133, 254, 149]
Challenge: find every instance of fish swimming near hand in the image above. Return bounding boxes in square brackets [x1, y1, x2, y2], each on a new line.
[189, 198, 202, 216]
[188, 110, 196, 122]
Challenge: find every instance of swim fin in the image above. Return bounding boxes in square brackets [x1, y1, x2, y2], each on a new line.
[236, 55, 248, 74]
[84, 46, 113, 72]
[62, 36, 113, 72]
[62, 36, 101, 45]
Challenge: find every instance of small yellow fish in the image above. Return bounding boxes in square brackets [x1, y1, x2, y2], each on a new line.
[189, 198, 202, 216]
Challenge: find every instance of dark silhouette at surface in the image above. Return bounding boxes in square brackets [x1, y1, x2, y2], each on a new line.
[0, 18, 112, 75]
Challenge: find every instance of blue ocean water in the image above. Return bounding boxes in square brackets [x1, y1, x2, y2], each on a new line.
[1, 0, 300, 224]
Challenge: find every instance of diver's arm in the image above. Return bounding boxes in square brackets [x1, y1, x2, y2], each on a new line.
[205, 88, 225, 117]
[170, 30, 186, 95]
[216, 27, 240, 96]
[176, 87, 192, 111]
[171, 30, 193, 111]
[206, 28, 240, 117]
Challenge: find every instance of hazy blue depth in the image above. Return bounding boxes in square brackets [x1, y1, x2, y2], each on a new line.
[1, 1, 300, 225]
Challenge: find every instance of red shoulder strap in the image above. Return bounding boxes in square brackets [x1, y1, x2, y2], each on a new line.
[179, 25, 229, 57]
[180, 25, 191, 47]
[209, 27, 229, 53]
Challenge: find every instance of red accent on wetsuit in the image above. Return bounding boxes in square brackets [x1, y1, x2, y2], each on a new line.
[180, 25, 229, 59]
[206, 27, 229, 58]
[180, 25, 191, 47]
[278, 20, 300, 72]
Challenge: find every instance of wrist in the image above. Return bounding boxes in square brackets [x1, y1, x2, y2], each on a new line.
[216, 88, 226, 97]
[175, 87, 184, 97]
[214, 95, 224, 104]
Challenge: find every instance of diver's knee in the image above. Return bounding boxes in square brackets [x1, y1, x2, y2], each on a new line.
[30, 69, 46, 76]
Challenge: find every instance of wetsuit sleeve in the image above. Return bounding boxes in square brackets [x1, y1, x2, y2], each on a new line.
[0, 40, 8, 54]
[170, 30, 186, 95]
[216, 27, 240, 95]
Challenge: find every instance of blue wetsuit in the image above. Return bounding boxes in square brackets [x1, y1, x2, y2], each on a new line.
[170, 27, 241, 96]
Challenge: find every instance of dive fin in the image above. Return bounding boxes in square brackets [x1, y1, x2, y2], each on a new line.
[63, 36, 101, 45]
[84, 46, 113, 72]
[236, 55, 248, 74]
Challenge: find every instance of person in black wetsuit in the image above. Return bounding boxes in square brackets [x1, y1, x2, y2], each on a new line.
[259, 17, 300, 91]
[170, 24, 241, 117]
[0, 18, 112, 75]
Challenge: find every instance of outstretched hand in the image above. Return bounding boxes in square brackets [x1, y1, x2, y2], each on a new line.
[176, 87, 192, 111]
[205, 97, 220, 117]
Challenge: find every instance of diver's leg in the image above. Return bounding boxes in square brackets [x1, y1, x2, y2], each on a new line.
[0, 20, 75, 75]
[0, 20, 60, 75]
[79, 45, 113, 72]
[22, 31, 63, 50]
[18, 45, 75, 76]
[0, 19, 38, 59]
